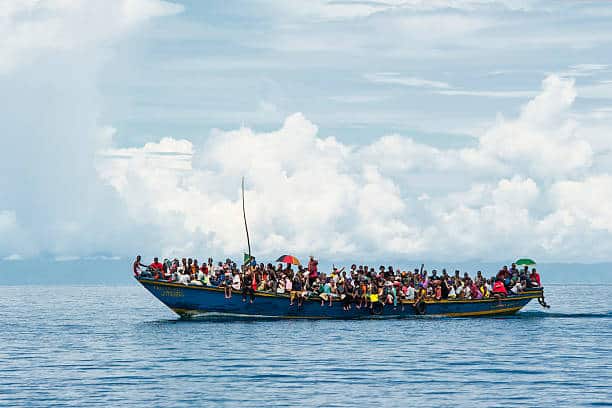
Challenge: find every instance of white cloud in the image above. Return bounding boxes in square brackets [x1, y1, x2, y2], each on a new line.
[548, 175, 612, 232]
[364, 72, 451, 89]
[261, 0, 537, 21]
[366, 73, 537, 99]
[96, 74, 612, 262]
[54, 255, 81, 262]
[436, 89, 536, 98]
[474, 75, 592, 179]
[0, 0, 182, 259]
[0, 210, 33, 258]
[0, 0, 183, 73]
[2, 254, 23, 261]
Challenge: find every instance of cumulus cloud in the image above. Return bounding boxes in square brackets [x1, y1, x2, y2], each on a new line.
[1, 2, 610, 264]
[0, 0, 183, 74]
[96, 74, 612, 262]
[0, 0, 182, 259]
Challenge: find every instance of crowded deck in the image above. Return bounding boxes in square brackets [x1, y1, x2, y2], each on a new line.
[134, 255, 542, 312]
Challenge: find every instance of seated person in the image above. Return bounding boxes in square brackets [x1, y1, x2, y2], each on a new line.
[529, 268, 541, 287]
[448, 284, 457, 299]
[150, 257, 163, 279]
[510, 280, 523, 295]
[177, 267, 190, 285]
[492, 278, 507, 297]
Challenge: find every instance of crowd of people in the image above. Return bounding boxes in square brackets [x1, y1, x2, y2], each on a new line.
[133, 255, 542, 310]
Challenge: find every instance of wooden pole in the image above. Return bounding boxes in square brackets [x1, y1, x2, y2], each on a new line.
[242, 176, 252, 263]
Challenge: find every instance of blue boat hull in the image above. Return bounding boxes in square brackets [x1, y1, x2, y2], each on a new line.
[137, 278, 543, 319]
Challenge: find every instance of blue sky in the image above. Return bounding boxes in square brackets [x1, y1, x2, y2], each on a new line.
[2, 1, 612, 264]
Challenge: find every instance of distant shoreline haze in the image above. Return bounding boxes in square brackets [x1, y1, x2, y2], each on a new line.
[0, 259, 609, 285]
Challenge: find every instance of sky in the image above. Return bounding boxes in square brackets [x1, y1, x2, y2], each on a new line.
[2, 0, 612, 265]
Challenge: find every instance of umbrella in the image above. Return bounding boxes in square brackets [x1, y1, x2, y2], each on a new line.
[276, 255, 301, 265]
[515, 258, 536, 266]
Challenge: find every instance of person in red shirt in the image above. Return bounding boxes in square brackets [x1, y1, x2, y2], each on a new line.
[150, 257, 163, 279]
[308, 256, 318, 285]
[529, 268, 541, 287]
[492, 278, 507, 298]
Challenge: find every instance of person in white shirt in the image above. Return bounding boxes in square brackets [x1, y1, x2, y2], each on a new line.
[178, 270, 190, 285]
[456, 282, 464, 298]
[405, 284, 415, 301]
[448, 285, 456, 299]
[232, 272, 241, 291]
[463, 285, 471, 299]
[511, 281, 522, 295]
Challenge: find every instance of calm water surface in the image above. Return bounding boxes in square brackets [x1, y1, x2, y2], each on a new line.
[0, 284, 610, 407]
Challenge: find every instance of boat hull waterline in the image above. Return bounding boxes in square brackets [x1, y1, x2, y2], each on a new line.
[137, 278, 543, 319]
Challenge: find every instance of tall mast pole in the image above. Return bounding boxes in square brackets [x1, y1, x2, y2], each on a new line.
[242, 176, 252, 263]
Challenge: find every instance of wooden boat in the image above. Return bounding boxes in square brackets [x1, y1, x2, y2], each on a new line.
[136, 277, 548, 319]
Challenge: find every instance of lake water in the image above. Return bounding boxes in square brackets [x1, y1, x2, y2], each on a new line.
[1, 284, 610, 407]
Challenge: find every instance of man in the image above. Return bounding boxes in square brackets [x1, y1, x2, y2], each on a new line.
[150, 257, 163, 279]
[133, 255, 147, 277]
[440, 278, 450, 299]
[242, 271, 255, 303]
[150, 257, 163, 271]
[510, 263, 519, 276]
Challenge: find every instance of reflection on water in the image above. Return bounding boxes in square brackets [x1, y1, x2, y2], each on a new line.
[1, 284, 610, 407]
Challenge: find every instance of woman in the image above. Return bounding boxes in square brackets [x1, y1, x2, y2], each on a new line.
[290, 274, 302, 306]
[448, 284, 456, 299]
[492, 278, 507, 298]
[319, 279, 332, 307]
[471, 282, 482, 299]
[232, 271, 241, 292]
[434, 283, 442, 301]
[276, 277, 286, 294]
[529, 268, 541, 287]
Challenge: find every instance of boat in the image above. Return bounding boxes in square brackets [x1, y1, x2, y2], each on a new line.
[136, 180, 549, 319]
[136, 277, 548, 319]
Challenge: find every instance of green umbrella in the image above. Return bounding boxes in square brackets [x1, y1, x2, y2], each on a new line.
[515, 258, 536, 266]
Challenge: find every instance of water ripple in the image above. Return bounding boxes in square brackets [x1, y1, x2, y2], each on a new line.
[0, 284, 610, 407]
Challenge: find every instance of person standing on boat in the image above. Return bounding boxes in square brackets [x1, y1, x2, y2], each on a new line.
[133, 255, 147, 277]
[242, 271, 255, 303]
[308, 256, 318, 285]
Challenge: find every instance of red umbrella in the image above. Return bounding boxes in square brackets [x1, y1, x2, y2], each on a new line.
[275, 255, 301, 265]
